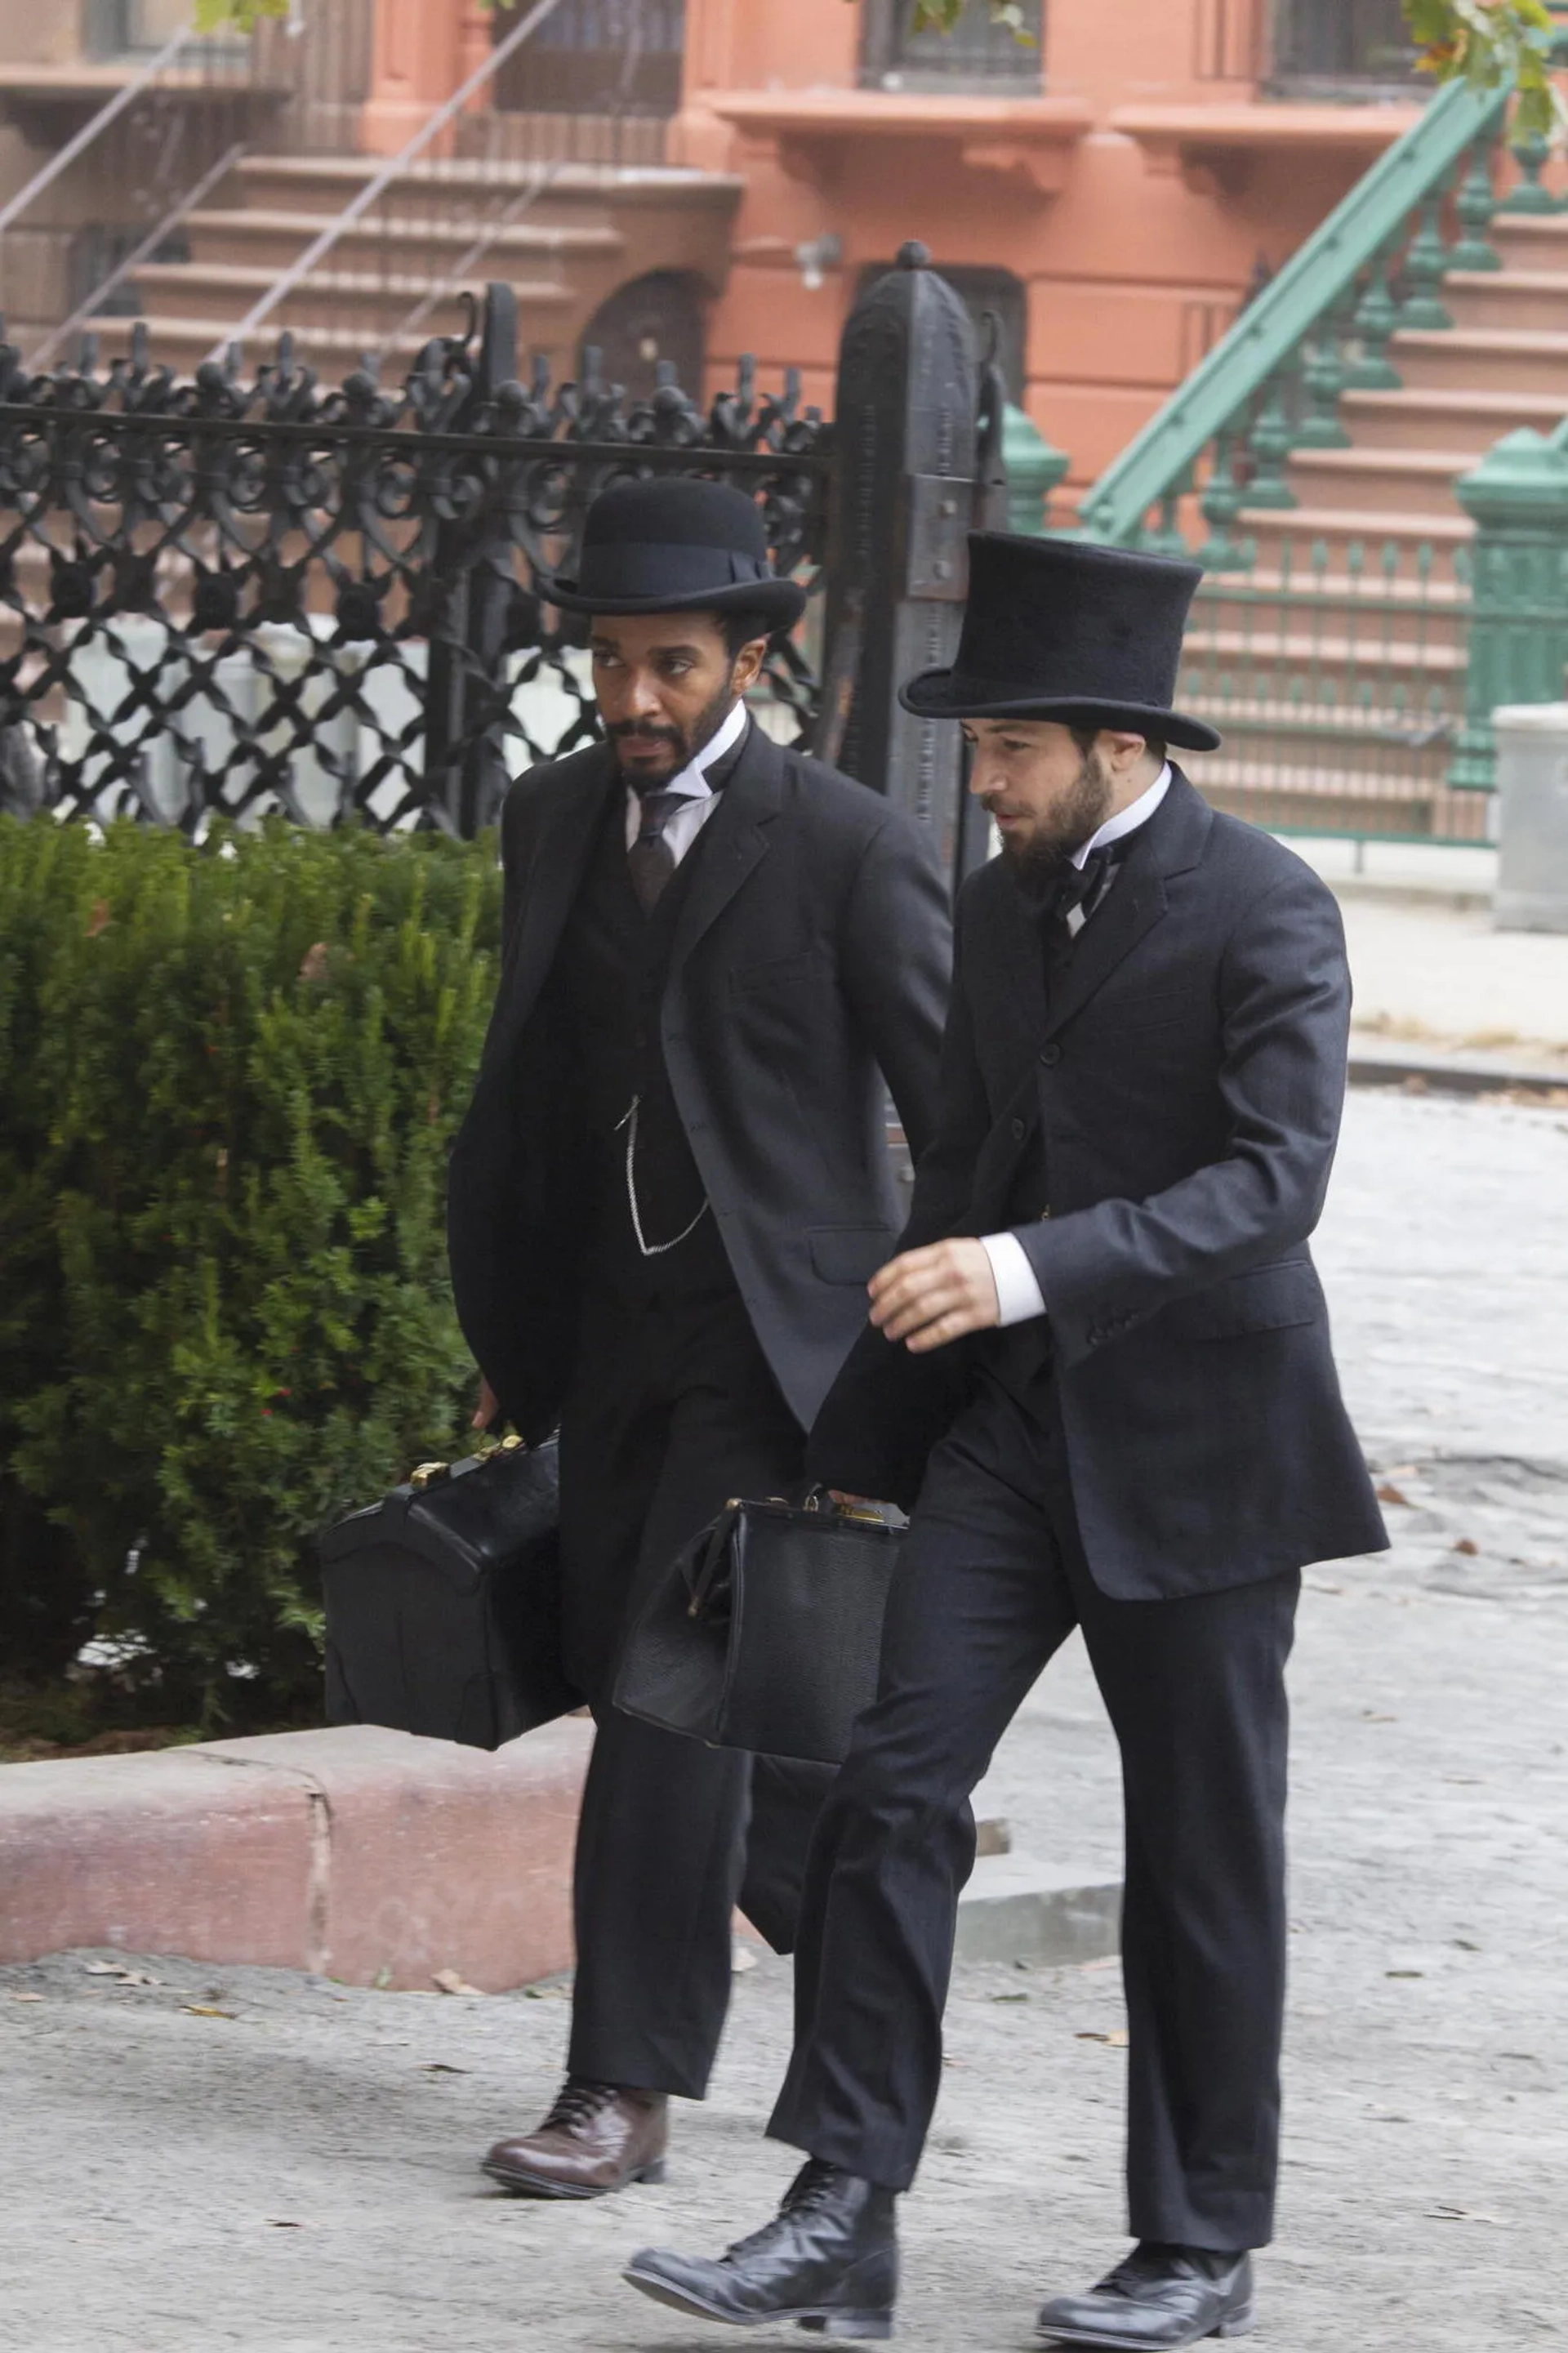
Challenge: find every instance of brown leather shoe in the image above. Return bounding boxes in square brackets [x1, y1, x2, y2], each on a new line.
[482, 2078, 669, 2200]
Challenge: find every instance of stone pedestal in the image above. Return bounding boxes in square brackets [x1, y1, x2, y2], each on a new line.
[1493, 702, 1568, 934]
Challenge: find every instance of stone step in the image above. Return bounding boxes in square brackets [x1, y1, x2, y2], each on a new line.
[122, 261, 573, 333]
[228, 149, 742, 225]
[1340, 383, 1568, 454]
[1443, 266, 1568, 335]
[1230, 504, 1472, 576]
[182, 205, 624, 278]
[1196, 768, 1490, 844]
[1285, 447, 1484, 521]
[953, 1854, 1121, 1968]
[1392, 323, 1568, 395]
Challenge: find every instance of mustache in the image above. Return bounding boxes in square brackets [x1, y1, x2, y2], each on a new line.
[609, 720, 683, 744]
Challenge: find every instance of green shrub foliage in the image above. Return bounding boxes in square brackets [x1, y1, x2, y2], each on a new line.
[0, 818, 501, 1725]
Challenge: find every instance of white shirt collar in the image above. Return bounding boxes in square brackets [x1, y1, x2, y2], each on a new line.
[1070, 762, 1172, 869]
[660, 697, 749, 801]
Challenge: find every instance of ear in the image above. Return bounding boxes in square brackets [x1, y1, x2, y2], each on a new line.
[1101, 730, 1149, 769]
[731, 634, 772, 693]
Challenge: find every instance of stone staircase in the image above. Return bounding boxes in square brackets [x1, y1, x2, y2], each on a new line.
[1187, 205, 1568, 841]
[84, 144, 744, 377]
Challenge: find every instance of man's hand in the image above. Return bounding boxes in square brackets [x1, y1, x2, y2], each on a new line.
[472, 1375, 500, 1433]
[868, 1238, 1000, 1354]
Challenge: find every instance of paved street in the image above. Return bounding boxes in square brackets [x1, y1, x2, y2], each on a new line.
[2, 1087, 1566, 2353]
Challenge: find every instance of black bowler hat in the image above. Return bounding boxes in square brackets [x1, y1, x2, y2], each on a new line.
[541, 477, 807, 628]
[900, 532, 1221, 753]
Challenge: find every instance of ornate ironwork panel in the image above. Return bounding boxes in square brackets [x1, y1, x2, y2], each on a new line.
[0, 283, 830, 836]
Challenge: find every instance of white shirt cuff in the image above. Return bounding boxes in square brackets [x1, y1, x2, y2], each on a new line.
[979, 1232, 1048, 1328]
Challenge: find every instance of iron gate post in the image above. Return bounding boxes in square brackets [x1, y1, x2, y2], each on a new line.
[424, 280, 519, 837]
[817, 243, 989, 885]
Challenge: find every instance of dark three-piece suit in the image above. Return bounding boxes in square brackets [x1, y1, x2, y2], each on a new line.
[778, 767, 1388, 2248]
[447, 715, 950, 2097]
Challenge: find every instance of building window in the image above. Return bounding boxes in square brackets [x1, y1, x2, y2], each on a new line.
[1268, 0, 1417, 96]
[493, 0, 686, 118]
[860, 0, 1045, 91]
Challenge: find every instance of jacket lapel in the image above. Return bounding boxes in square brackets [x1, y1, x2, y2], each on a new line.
[1040, 766, 1213, 1041]
[667, 718, 782, 977]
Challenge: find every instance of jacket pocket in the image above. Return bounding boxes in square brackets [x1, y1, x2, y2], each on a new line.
[1169, 1259, 1322, 1340]
[808, 1225, 893, 1285]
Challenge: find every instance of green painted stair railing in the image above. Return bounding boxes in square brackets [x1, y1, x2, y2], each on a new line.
[1076, 70, 1512, 555]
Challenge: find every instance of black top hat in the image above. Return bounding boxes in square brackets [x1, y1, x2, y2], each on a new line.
[541, 478, 807, 628]
[900, 532, 1221, 753]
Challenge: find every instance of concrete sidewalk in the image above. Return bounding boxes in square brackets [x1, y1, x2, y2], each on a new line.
[1290, 838, 1568, 1076]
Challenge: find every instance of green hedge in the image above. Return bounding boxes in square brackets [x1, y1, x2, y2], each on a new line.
[0, 817, 501, 1728]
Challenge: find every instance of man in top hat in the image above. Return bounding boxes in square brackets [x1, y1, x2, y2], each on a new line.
[623, 534, 1387, 2344]
[446, 477, 950, 2200]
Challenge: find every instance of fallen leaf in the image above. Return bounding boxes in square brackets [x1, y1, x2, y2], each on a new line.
[1375, 1483, 1411, 1507]
[1426, 2205, 1499, 2226]
[431, 1968, 483, 1998]
[1453, 1938, 1481, 1952]
[1362, 1711, 1398, 1723]
[991, 1992, 1029, 2003]
[1304, 1579, 1343, 1595]
[416, 2062, 469, 2075]
[10, 1992, 45, 2003]
[182, 2004, 235, 2018]
[1451, 1539, 1480, 1558]
[266, 2218, 309, 2229]
[1075, 2030, 1129, 2047]
[1385, 1969, 1424, 1980]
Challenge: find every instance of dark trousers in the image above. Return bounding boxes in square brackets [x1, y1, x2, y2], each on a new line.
[558, 1285, 834, 2100]
[769, 1373, 1298, 2253]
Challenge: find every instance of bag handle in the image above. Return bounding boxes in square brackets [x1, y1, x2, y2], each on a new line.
[686, 1504, 742, 1620]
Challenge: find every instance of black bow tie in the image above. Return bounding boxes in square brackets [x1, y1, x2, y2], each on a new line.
[1018, 843, 1126, 932]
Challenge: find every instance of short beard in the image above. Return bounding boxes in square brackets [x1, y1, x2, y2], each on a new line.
[999, 747, 1116, 886]
[610, 676, 738, 790]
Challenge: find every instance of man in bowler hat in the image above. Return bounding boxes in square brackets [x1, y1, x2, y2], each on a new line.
[624, 534, 1387, 2343]
[446, 478, 950, 2199]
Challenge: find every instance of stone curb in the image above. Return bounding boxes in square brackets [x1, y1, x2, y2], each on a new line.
[954, 1853, 1122, 1968]
[0, 1720, 592, 1994]
[1348, 1044, 1568, 1099]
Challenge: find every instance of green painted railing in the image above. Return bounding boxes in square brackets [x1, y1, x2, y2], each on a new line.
[1077, 71, 1511, 550]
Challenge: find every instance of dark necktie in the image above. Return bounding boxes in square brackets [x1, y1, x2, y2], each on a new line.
[627, 790, 684, 914]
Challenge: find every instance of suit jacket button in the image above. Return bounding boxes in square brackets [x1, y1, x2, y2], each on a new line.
[1010, 1115, 1027, 1139]
[1039, 1043, 1062, 1067]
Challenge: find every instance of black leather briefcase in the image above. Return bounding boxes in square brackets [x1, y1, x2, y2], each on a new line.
[320, 1435, 579, 1751]
[612, 1495, 904, 1767]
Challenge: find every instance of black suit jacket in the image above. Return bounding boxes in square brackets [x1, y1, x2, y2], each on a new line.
[808, 769, 1388, 1598]
[448, 720, 951, 1436]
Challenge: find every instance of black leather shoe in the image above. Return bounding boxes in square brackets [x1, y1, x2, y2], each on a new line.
[1037, 2244, 1255, 2348]
[625, 2159, 898, 2337]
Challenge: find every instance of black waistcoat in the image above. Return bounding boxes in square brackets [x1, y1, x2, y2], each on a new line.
[553, 784, 735, 1300]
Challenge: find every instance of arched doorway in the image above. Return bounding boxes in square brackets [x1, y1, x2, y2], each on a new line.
[578, 271, 708, 400]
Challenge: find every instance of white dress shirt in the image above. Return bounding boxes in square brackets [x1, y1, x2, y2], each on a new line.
[622, 697, 750, 866]
[979, 764, 1173, 1328]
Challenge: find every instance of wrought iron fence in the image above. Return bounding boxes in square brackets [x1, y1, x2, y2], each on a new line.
[0, 282, 830, 838]
[1178, 529, 1484, 844]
